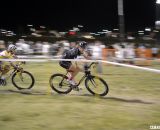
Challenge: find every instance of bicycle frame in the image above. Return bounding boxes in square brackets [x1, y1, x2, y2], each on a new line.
[63, 62, 98, 87]
[4, 62, 25, 80]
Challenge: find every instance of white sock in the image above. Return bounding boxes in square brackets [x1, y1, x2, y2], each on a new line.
[1, 76, 5, 79]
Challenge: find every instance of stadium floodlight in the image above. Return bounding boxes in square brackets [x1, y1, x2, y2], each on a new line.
[78, 25, 83, 28]
[155, 21, 160, 26]
[156, 0, 160, 4]
[1, 31, 6, 34]
[0, 29, 6, 31]
[138, 31, 144, 33]
[94, 33, 100, 36]
[90, 33, 96, 35]
[113, 28, 119, 31]
[59, 32, 67, 34]
[40, 26, 46, 29]
[73, 27, 80, 31]
[97, 32, 104, 34]
[153, 30, 159, 33]
[21, 35, 27, 38]
[102, 29, 108, 32]
[138, 32, 144, 35]
[107, 31, 112, 33]
[30, 28, 36, 32]
[145, 28, 151, 31]
[69, 30, 75, 32]
[27, 24, 33, 27]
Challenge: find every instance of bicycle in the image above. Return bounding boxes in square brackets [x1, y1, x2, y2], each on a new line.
[49, 62, 109, 96]
[0, 61, 35, 90]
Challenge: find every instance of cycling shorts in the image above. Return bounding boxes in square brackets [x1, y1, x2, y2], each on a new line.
[59, 61, 72, 69]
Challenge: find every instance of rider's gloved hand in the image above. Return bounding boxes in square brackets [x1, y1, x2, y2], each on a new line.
[22, 61, 26, 64]
[14, 65, 19, 69]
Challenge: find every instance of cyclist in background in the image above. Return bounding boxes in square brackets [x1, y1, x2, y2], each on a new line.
[59, 41, 91, 90]
[0, 44, 18, 85]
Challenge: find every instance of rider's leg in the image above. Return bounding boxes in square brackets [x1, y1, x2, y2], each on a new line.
[67, 64, 81, 85]
[60, 61, 80, 87]
[68, 65, 80, 78]
[1, 65, 10, 78]
[0, 65, 9, 85]
[68, 65, 78, 79]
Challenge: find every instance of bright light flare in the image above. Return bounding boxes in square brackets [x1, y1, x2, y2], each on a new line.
[156, 0, 160, 4]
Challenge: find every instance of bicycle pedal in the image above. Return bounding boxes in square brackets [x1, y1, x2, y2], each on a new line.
[71, 86, 80, 91]
[0, 79, 7, 86]
[79, 88, 82, 91]
[73, 87, 83, 91]
[72, 88, 79, 91]
[2, 82, 7, 86]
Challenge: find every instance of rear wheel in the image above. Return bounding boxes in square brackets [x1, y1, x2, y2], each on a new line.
[12, 71, 35, 90]
[85, 76, 109, 96]
[49, 73, 72, 94]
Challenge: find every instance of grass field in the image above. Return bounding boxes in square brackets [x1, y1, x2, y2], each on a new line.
[0, 61, 160, 130]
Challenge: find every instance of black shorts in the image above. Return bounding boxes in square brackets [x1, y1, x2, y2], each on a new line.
[59, 61, 72, 69]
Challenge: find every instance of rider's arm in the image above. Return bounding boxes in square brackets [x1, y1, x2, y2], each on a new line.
[9, 61, 17, 68]
[9, 54, 18, 68]
[12, 54, 18, 59]
[82, 51, 91, 60]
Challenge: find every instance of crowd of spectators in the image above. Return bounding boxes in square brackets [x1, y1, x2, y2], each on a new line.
[0, 39, 160, 61]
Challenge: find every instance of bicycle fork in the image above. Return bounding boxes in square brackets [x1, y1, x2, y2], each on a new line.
[89, 77, 98, 88]
[17, 72, 24, 82]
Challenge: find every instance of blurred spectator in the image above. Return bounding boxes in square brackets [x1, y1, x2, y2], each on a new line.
[57, 40, 70, 56]
[92, 41, 103, 59]
[21, 42, 32, 54]
[151, 45, 159, 58]
[106, 45, 115, 61]
[16, 39, 33, 55]
[50, 42, 60, 56]
[15, 39, 25, 54]
[63, 40, 70, 51]
[70, 42, 77, 49]
[34, 41, 42, 54]
[125, 43, 135, 59]
[138, 44, 146, 58]
[42, 42, 50, 56]
[0, 40, 6, 52]
[114, 43, 126, 60]
[92, 41, 104, 74]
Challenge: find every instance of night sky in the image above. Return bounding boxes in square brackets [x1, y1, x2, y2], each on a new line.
[0, 0, 156, 32]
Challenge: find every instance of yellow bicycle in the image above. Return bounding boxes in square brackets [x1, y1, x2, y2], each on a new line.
[0, 62, 35, 90]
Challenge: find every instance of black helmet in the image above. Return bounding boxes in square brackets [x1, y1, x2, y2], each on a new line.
[79, 41, 87, 49]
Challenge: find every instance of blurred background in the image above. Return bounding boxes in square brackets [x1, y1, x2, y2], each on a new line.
[0, 1, 160, 130]
[0, 0, 160, 65]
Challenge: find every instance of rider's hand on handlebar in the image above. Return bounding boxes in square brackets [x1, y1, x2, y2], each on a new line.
[22, 61, 26, 64]
[14, 65, 19, 69]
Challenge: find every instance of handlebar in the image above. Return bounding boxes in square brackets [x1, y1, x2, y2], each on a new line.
[84, 62, 98, 70]
[14, 61, 26, 70]
[17, 61, 26, 65]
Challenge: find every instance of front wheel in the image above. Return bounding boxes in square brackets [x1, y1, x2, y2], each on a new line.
[85, 76, 109, 96]
[12, 71, 35, 90]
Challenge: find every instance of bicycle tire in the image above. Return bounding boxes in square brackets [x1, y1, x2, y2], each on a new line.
[49, 73, 72, 94]
[12, 71, 35, 90]
[85, 76, 109, 96]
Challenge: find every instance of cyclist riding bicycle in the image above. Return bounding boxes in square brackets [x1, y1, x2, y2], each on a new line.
[0, 44, 18, 85]
[59, 41, 91, 90]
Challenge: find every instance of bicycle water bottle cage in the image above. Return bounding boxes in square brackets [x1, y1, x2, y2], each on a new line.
[84, 64, 89, 71]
